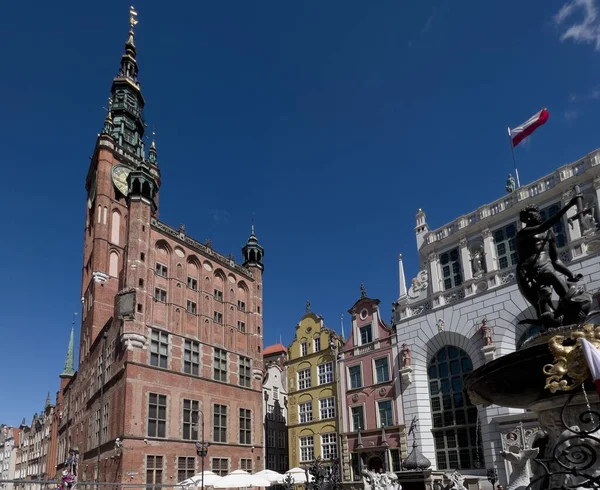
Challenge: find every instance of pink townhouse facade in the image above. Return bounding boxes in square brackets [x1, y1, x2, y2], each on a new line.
[338, 287, 407, 483]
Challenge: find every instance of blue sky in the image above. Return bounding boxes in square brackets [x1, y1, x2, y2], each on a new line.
[1, 0, 600, 425]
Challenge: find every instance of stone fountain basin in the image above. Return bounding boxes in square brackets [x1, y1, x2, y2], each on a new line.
[465, 323, 596, 409]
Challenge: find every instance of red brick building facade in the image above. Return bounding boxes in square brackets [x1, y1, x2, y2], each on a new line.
[56, 9, 265, 485]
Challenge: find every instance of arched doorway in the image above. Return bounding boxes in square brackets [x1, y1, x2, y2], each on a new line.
[367, 456, 383, 473]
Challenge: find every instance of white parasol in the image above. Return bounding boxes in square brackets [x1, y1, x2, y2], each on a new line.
[178, 470, 223, 487]
[284, 467, 314, 484]
[213, 469, 272, 488]
[254, 470, 284, 484]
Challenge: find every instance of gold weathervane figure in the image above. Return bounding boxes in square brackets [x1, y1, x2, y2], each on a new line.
[129, 6, 138, 32]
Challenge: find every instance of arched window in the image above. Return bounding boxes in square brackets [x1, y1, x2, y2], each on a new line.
[428, 346, 482, 470]
[111, 210, 121, 245]
[109, 251, 119, 277]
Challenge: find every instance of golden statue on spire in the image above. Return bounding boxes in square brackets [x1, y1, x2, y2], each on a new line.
[129, 6, 138, 32]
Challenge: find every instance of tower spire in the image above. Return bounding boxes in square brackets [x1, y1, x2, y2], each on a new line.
[60, 322, 76, 378]
[108, 6, 146, 159]
[148, 127, 158, 164]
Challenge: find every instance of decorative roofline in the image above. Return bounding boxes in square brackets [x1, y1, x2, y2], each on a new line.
[422, 149, 600, 249]
[150, 218, 254, 280]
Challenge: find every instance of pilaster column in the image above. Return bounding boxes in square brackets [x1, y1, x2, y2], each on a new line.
[428, 252, 442, 294]
[459, 238, 473, 282]
[482, 228, 497, 273]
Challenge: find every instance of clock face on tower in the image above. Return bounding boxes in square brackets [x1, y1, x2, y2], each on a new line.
[112, 165, 131, 196]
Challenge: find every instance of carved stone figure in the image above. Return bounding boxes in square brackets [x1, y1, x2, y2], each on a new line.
[407, 270, 428, 300]
[516, 192, 591, 329]
[500, 446, 539, 490]
[401, 343, 412, 368]
[480, 317, 493, 346]
[437, 319, 445, 332]
[507, 174, 516, 193]
[361, 469, 402, 490]
[568, 185, 597, 236]
[470, 245, 485, 277]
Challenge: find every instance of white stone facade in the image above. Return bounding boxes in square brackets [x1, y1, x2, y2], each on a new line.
[393, 148, 600, 487]
[263, 355, 289, 472]
[0, 426, 19, 490]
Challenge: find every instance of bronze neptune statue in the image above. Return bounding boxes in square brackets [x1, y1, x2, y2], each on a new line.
[516, 190, 591, 329]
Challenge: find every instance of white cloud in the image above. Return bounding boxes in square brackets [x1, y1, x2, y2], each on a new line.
[554, 0, 600, 50]
[563, 109, 581, 124]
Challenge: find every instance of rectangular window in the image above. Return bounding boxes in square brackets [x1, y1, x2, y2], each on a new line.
[239, 408, 252, 445]
[299, 401, 313, 424]
[156, 263, 168, 278]
[267, 454, 276, 470]
[360, 325, 373, 345]
[390, 449, 402, 472]
[102, 402, 109, 442]
[214, 289, 223, 302]
[213, 404, 227, 443]
[348, 365, 362, 389]
[183, 340, 200, 376]
[94, 408, 100, 446]
[377, 400, 394, 427]
[351, 406, 365, 431]
[182, 399, 199, 440]
[237, 300, 246, 312]
[238, 356, 251, 387]
[186, 300, 197, 314]
[319, 397, 336, 420]
[298, 368, 312, 390]
[213, 348, 227, 382]
[301, 342, 308, 356]
[177, 457, 195, 482]
[375, 357, 390, 383]
[145, 455, 163, 490]
[541, 203, 568, 248]
[318, 362, 334, 385]
[237, 321, 246, 333]
[147, 393, 167, 438]
[321, 433, 337, 460]
[278, 431, 286, 448]
[150, 330, 168, 368]
[240, 458, 252, 472]
[154, 288, 167, 303]
[299, 436, 315, 463]
[273, 386, 279, 400]
[211, 458, 228, 477]
[267, 428, 275, 447]
[187, 276, 198, 290]
[314, 337, 321, 352]
[440, 248, 462, 290]
[494, 222, 518, 270]
[267, 404, 275, 419]
[214, 311, 223, 324]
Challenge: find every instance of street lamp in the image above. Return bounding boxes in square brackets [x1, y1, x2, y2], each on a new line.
[192, 411, 210, 490]
[487, 468, 498, 490]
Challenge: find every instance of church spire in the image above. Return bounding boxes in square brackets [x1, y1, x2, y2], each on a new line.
[60, 326, 76, 378]
[147, 129, 158, 165]
[108, 6, 146, 159]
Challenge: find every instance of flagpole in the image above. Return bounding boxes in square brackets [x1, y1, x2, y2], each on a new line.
[507, 127, 521, 188]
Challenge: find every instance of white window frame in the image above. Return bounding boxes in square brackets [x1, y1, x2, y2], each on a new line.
[299, 436, 315, 463]
[298, 368, 312, 390]
[301, 342, 308, 356]
[321, 433, 337, 460]
[318, 362, 334, 385]
[314, 336, 321, 352]
[376, 399, 394, 427]
[319, 397, 336, 420]
[347, 364, 363, 390]
[298, 401, 313, 424]
[350, 405, 365, 431]
[373, 355, 390, 384]
[359, 324, 373, 345]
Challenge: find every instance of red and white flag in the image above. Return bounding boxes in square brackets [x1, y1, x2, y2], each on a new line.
[580, 338, 600, 394]
[508, 109, 550, 147]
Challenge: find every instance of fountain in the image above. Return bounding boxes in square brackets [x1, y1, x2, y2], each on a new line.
[465, 187, 600, 489]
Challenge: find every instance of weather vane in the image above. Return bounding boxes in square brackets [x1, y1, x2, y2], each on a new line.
[129, 6, 138, 32]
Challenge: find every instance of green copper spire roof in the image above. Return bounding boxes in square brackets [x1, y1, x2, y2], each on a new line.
[60, 327, 75, 378]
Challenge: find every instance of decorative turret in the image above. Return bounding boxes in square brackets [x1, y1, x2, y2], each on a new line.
[45, 393, 51, 408]
[127, 158, 159, 212]
[242, 224, 264, 271]
[415, 208, 429, 250]
[108, 6, 146, 159]
[147, 131, 158, 165]
[60, 326, 76, 378]
[100, 98, 114, 136]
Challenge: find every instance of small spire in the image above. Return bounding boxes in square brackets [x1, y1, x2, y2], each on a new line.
[45, 393, 51, 407]
[251, 212, 255, 235]
[101, 97, 114, 135]
[60, 322, 76, 378]
[360, 283, 367, 298]
[127, 6, 138, 48]
[148, 127, 158, 164]
[117, 6, 140, 83]
[306, 301, 311, 313]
